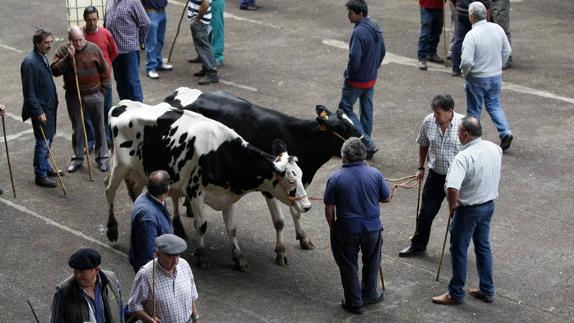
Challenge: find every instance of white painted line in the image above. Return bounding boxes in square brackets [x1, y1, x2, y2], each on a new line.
[323, 38, 574, 106]
[0, 128, 34, 143]
[4, 112, 73, 141]
[0, 197, 128, 258]
[0, 43, 24, 54]
[220, 79, 258, 92]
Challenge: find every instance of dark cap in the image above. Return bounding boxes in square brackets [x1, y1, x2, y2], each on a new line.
[68, 248, 101, 269]
[155, 234, 187, 255]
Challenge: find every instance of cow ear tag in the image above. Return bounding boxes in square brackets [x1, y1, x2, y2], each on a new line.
[320, 111, 329, 119]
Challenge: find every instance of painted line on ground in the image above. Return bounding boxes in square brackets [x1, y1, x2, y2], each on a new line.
[0, 128, 34, 143]
[4, 111, 72, 141]
[323, 39, 574, 106]
[220, 79, 258, 92]
[0, 43, 24, 54]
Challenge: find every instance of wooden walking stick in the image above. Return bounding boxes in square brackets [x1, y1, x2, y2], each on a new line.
[70, 53, 94, 182]
[168, 0, 191, 63]
[152, 257, 157, 319]
[39, 125, 67, 196]
[26, 299, 40, 323]
[1, 115, 17, 197]
[442, 4, 449, 67]
[436, 210, 453, 281]
[379, 263, 385, 290]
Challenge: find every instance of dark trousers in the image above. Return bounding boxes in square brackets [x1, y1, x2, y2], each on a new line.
[411, 169, 446, 250]
[417, 7, 444, 60]
[452, 13, 473, 73]
[190, 21, 218, 77]
[330, 227, 382, 307]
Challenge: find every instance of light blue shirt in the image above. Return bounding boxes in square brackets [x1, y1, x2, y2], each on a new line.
[445, 138, 502, 206]
[460, 20, 512, 77]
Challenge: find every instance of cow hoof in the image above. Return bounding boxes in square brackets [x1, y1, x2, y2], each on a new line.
[235, 257, 251, 272]
[173, 217, 188, 241]
[299, 237, 315, 250]
[107, 222, 118, 242]
[276, 252, 288, 266]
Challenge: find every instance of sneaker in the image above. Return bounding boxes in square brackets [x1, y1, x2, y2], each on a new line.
[147, 70, 159, 79]
[418, 60, 428, 71]
[198, 75, 219, 85]
[158, 63, 173, 71]
[427, 54, 445, 64]
[500, 134, 513, 151]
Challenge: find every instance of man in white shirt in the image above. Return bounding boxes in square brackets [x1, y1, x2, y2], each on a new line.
[432, 116, 502, 305]
[460, 1, 513, 151]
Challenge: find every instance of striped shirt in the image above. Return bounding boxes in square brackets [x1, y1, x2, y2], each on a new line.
[188, 0, 212, 25]
[417, 112, 464, 175]
[128, 258, 198, 322]
[51, 42, 111, 94]
[445, 138, 502, 206]
[105, 0, 150, 53]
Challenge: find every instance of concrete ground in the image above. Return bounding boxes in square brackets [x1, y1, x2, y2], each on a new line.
[1, 0, 573, 322]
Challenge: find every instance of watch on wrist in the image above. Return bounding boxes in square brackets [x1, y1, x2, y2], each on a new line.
[418, 167, 425, 170]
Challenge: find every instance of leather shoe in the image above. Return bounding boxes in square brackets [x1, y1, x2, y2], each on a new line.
[418, 60, 427, 71]
[398, 245, 425, 257]
[366, 147, 379, 160]
[341, 300, 363, 315]
[188, 56, 201, 63]
[427, 54, 445, 64]
[35, 177, 57, 188]
[469, 288, 493, 303]
[240, 5, 260, 10]
[432, 292, 462, 305]
[47, 169, 64, 177]
[198, 75, 219, 85]
[193, 69, 206, 77]
[67, 163, 82, 173]
[365, 292, 384, 305]
[500, 134, 513, 151]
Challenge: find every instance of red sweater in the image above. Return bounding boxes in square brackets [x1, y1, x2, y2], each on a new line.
[51, 41, 111, 94]
[84, 27, 119, 75]
[420, 0, 444, 9]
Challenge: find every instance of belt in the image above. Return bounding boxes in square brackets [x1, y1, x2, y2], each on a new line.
[145, 8, 165, 13]
[460, 200, 492, 208]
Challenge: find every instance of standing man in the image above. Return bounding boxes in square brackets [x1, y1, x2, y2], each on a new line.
[142, 0, 173, 79]
[491, 0, 512, 69]
[128, 234, 200, 323]
[49, 248, 124, 323]
[451, 0, 491, 76]
[339, 0, 386, 160]
[21, 29, 61, 188]
[105, 0, 150, 102]
[417, 0, 445, 71]
[188, 0, 220, 85]
[83, 6, 119, 148]
[129, 170, 174, 273]
[461, 1, 513, 151]
[399, 95, 464, 257]
[324, 138, 391, 315]
[188, 0, 224, 66]
[432, 116, 502, 305]
[51, 26, 111, 173]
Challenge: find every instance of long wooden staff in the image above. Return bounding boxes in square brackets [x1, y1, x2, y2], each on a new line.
[39, 125, 67, 196]
[70, 53, 94, 181]
[1, 115, 16, 197]
[168, 0, 191, 63]
[152, 257, 157, 319]
[436, 211, 453, 281]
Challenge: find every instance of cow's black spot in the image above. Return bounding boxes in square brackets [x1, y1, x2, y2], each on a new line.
[129, 150, 135, 156]
[199, 221, 207, 235]
[272, 179, 280, 188]
[164, 91, 186, 110]
[128, 121, 133, 128]
[179, 133, 188, 144]
[193, 176, 199, 183]
[113, 126, 118, 138]
[168, 125, 179, 137]
[110, 105, 127, 117]
[120, 141, 133, 148]
[136, 132, 141, 139]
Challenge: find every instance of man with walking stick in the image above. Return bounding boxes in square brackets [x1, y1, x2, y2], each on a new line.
[432, 116, 502, 305]
[324, 138, 391, 315]
[21, 29, 62, 188]
[398, 95, 463, 257]
[51, 26, 111, 173]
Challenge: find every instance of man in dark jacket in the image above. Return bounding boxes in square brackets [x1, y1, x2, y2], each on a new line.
[129, 170, 174, 273]
[339, 0, 386, 160]
[49, 248, 124, 323]
[21, 29, 61, 188]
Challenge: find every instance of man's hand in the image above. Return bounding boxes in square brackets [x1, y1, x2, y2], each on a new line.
[0, 104, 5, 116]
[38, 113, 47, 124]
[415, 168, 425, 181]
[67, 43, 75, 57]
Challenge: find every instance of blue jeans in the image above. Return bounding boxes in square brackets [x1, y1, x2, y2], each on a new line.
[112, 51, 143, 102]
[448, 201, 495, 301]
[145, 11, 167, 72]
[31, 120, 54, 178]
[452, 14, 472, 73]
[339, 83, 376, 149]
[465, 75, 512, 139]
[417, 7, 443, 60]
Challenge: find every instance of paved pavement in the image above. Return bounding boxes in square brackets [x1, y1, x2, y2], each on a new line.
[1, 0, 573, 322]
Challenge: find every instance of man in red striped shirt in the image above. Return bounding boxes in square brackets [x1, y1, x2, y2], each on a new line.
[51, 26, 111, 173]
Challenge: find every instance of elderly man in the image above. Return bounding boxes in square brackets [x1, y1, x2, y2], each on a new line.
[21, 29, 61, 188]
[399, 95, 463, 257]
[432, 116, 502, 305]
[324, 138, 391, 315]
[461, 1, 513, 151]
[105, 0, 150, 101]
[189, 0, 220, 85]
[49, 248, 124, 323]
[339, 0, 386, 160]
[128, 234, 200, 323]
[129, 170, 174, 273]
[51, 26, 111, 173]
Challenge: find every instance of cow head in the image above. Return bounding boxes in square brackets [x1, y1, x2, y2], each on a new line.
[315, 105, 363, 155]
[269, 139, 312, 213]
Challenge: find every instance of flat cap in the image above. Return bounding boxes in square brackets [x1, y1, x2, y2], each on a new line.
[68, 248, 101, 269]
[155, 234, 187, 255]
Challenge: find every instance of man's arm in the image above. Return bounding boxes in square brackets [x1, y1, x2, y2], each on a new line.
[132, 310, 159, 323]
[191, 300, 200, 323]
[501, 31, 512, 65]
[49, 289, 63, 323]
[346, 33, 364, 79]
[446, 188, 459, 217]
[460, 34, 475, 76]
[324, 204, 335, 229]
[107, 31, 119, 62]
[21, 62, 45, 121]
[194, 0, 210, 23]
[134, 1, 151, 47]
[134, 219, 159, 269]
[417, 145, 429, 181]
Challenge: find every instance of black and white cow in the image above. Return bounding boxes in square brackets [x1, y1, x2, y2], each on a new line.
[164, 87, 363, 265]
[105, 100, 311, 271]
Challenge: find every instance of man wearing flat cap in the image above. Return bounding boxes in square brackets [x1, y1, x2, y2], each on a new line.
[128, 234, 201, 323]
[49, 248, 124, 323]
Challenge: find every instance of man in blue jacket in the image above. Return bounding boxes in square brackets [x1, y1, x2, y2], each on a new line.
[129, 170, 174, 273]
[21, 29, 62, 188]
[339, 0, 386, 160]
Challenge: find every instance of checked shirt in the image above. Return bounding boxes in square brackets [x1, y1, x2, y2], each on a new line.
[128, 258, 198, 322]
[105, 0, 150, 54]
[416, 112, 464, 175]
